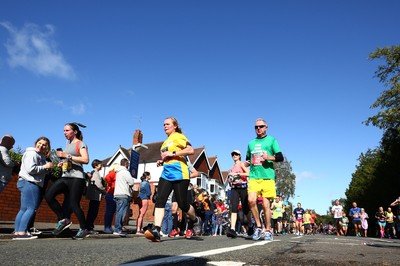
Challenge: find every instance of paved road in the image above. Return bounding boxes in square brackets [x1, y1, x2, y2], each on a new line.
[1, 223, 400, 266]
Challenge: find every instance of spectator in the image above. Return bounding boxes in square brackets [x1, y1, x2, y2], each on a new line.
[13, 137, 52, 240]
[0, 134, 16, 193]
[136, 171, 152, 234]
[85, 159, 105, 234]
[103, 163, 118, 234]
[161, 191, 174, 237]
[212, 207, 224, 236]
[113, 158, 134, 237]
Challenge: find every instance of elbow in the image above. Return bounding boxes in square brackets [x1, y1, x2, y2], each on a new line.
[186, 146, 194, 155]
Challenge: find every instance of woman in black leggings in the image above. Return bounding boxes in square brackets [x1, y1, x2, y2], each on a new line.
[144, 117, 200, 242]
[45, 122, 90, 240]
[227, 150, 250, 238]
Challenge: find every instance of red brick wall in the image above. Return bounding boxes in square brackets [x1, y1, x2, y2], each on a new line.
[0, 175, 156, 227]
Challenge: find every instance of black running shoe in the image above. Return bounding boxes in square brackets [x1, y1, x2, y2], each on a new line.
[144, 226, 161, 242]
[226, 228, 237, 238]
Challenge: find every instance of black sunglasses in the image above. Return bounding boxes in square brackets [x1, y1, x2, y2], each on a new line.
[254, 125, 266, 129]
[231, 153, 240, 156]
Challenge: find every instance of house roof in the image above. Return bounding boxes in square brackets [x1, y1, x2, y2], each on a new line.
[103, 141, 224, 185]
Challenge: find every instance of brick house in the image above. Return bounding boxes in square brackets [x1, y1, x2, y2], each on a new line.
[0, 130, 229, 228]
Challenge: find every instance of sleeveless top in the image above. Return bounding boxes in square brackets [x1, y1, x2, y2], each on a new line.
[230, 162, 247, 189]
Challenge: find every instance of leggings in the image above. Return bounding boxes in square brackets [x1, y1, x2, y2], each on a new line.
[230, 188, 249, 215]
[155, 178, 190, 213]
[45, 177, 87, 229]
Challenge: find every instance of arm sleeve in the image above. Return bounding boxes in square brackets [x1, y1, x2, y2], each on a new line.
[274, 152, 284, 162]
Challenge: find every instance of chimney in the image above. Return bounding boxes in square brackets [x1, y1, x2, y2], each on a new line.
[133, 129, 143, 145]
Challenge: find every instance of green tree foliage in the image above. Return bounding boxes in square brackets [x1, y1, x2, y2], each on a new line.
[274, 157, 296, 201]
[364, 45, 400, 131]
[345, 45, 400, 233]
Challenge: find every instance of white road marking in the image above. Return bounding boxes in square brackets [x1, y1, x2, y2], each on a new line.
[125, 240, 276, 266]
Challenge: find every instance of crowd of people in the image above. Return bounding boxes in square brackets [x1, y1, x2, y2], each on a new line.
[2, 117, 399, 242]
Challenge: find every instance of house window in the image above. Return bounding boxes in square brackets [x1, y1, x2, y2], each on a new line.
[196, 178, 201, 187]
[210, 184, 215, 193]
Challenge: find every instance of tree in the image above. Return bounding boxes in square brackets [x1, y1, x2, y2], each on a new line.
[364, 45, 400, 131]
[274, 157, 296, 201]
[344, 45, 400, 236]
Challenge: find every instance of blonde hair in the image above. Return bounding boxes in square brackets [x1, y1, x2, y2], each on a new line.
[109, 163, 119, 172]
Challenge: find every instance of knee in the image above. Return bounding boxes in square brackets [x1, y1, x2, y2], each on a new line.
[248, 198, 256, 207]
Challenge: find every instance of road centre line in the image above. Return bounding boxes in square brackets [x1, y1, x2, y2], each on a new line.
[125, 240, 276, 266]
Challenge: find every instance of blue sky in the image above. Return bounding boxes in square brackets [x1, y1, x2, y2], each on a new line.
[1, 1, 398, 214]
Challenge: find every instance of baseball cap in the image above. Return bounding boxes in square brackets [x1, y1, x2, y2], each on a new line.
[231, 150, 241, 155]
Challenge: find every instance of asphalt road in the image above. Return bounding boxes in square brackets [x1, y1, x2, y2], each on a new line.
[1, 226, 400, 266]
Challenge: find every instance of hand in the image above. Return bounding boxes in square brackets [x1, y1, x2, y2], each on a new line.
[45, 162, 53, 170]
[160, 151, 171, 161]
[56, 151, 67, 158]
[156, 160, 164, 167]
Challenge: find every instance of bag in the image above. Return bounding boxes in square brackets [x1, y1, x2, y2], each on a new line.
[85, 181, 101, 201]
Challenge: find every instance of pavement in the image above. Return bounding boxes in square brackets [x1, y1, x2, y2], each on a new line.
[0, 220, 147, 240]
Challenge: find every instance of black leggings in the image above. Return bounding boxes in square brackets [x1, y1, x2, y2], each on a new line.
[155, 178, 191, 213]
[230, 188, 249, 215]
[45, 177, 87, 229]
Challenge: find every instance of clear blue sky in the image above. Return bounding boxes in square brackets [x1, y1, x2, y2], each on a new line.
[1, 1, 398, 214]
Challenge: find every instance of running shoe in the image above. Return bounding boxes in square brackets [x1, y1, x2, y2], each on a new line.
[168, 229, 179, 237]
[52, 218, 72, 236]
[242, 232, 248, 238]
[13, 234, 38, 240]
[73, 229, 89, 240]
[113, 231, 128, 237]
[264, 230, 274, 241]
[189, 217, 202, 236]
[144, 226, 161, 242]
[226, 228, 237, 238]
[185, 229, 194, 239]
[252, 227, 263, 241]
[30, 227, 42, 235]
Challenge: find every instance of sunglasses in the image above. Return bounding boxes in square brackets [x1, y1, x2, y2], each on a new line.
[254, 125, 266, 129]
[232, 153, 240, 156]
